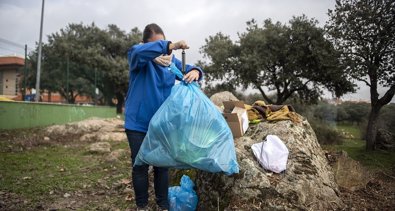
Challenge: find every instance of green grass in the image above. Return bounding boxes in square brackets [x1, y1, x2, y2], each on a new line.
[1, 146, 85, 198]
[336, 122, 362, 139]
[324, 122, 395, 171]
[0, 139, 133, 209]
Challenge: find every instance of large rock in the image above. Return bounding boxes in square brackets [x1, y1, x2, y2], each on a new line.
[97, 132, 126, 142]
[209, 91, 239, 107]
[88, 142, 111, 154]
[46, 118, 124, 135]
[196, 118, 344, 210]
[46, 118, 127, 142]
[80, 132, 127, 142]
[376, 129, 395, 150]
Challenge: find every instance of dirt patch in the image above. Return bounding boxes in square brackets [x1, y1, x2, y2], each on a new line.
[0, 191, 36, 211]
[326, 150, 395, 210]
[0, 127, 83, 153]
[0, 122, 163, 211]
[340, 170, 395, 210]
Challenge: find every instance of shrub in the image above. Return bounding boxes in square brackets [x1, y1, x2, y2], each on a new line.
[309, 119, 343, 145]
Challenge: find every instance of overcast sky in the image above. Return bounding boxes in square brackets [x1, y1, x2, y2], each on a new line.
[0, 0, 392, 102]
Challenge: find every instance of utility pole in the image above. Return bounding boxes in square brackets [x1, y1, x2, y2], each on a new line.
[94, 68, 97, 105]
[66, 56, 69, 103]
[35, 0, 45, 102]
[23, 44, 27, 100]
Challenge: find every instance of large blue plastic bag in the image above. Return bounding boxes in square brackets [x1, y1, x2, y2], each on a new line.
[169, 175, 198, 211]
[134, 63, 239, 175]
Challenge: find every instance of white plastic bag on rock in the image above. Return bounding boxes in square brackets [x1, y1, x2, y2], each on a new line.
[251, 135, 289, 173]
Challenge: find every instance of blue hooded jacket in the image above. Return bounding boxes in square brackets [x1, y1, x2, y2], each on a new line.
[125, 40, 203, 132]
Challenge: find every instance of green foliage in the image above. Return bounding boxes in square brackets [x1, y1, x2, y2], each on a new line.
[312, 102, 338, 123]
[297, 100, 395, 145]
[336, 122, 362, 139]
[327, 0, 395, 89]
[28, 23, 142, 108]
[326, 0, 395, 150]
[310, 119, 343, 145]
[337, 102, 370, 125]
[200, 16, 355, 104]
[330, 123, 395, 170]
[378, 103, 395, 134]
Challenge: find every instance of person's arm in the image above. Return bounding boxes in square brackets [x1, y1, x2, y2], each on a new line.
[127, 40, 172, 71]
[173, 57, 204, 82]
[128, 40, 190, 72]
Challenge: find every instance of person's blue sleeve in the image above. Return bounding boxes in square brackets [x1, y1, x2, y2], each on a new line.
[173, 56, 204, 81]
[128, 40, 171, 72]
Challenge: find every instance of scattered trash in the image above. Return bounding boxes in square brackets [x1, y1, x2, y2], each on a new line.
[251, 135, 289, 173]
[134, 63, 239, 175]
[168, 175, 198, 211]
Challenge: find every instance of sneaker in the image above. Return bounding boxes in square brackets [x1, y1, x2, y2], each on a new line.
[136, 206, 149, 211]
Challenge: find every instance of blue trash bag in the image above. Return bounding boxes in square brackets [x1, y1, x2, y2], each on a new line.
[134, 63, 239, 175]
[169, 175, 198, 211]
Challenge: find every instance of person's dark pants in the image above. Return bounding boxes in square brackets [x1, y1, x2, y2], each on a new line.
[125, 129, 169, 209]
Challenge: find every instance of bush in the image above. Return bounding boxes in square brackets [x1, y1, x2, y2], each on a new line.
[309, 119, 343, 145]
[312, 102, 338, 122]
[378, 103, 395, 135]
[338, 102, 370, 125]
[355, 103, 395, 140]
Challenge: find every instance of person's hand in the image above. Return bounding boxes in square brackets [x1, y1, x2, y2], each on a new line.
[183, 69, 200, 83]
[171, 40, 189, 50]
[153, 54, 172, 66]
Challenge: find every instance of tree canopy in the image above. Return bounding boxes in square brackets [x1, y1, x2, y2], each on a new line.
[28, 23, 141, 112]
[200, 15, 355, 104]
[326, 0, 395, 150]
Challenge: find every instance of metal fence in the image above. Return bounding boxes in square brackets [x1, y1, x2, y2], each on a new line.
[0, 101, 117, 129]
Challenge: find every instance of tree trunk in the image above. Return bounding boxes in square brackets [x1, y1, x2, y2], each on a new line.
[115, 92, 124, 114]
[68, 90, 76, 104]
[365, 84, 395, 151]
[255, 84, 274, 104]
[365, 106, 380, 151]
[275, 96, 286, 105]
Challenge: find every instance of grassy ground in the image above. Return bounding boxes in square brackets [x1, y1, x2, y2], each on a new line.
[0, 129, 136, 211]
[325, 122, 395, 171]
[1, 122, 394, 210]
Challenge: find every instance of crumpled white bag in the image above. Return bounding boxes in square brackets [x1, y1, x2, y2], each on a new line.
[251, 135, 289, 173]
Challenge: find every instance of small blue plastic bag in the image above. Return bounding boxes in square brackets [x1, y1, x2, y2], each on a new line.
[169, 175, 198, 211]
[134, 63, 239, 175]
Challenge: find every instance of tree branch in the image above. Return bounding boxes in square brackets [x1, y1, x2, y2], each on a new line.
[254, 83, 274, 104]
[358, 78, 371, 87]
[378, 85, 395, 107]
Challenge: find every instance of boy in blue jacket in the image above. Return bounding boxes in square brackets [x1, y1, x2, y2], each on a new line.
[125, 23, 203, 210]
